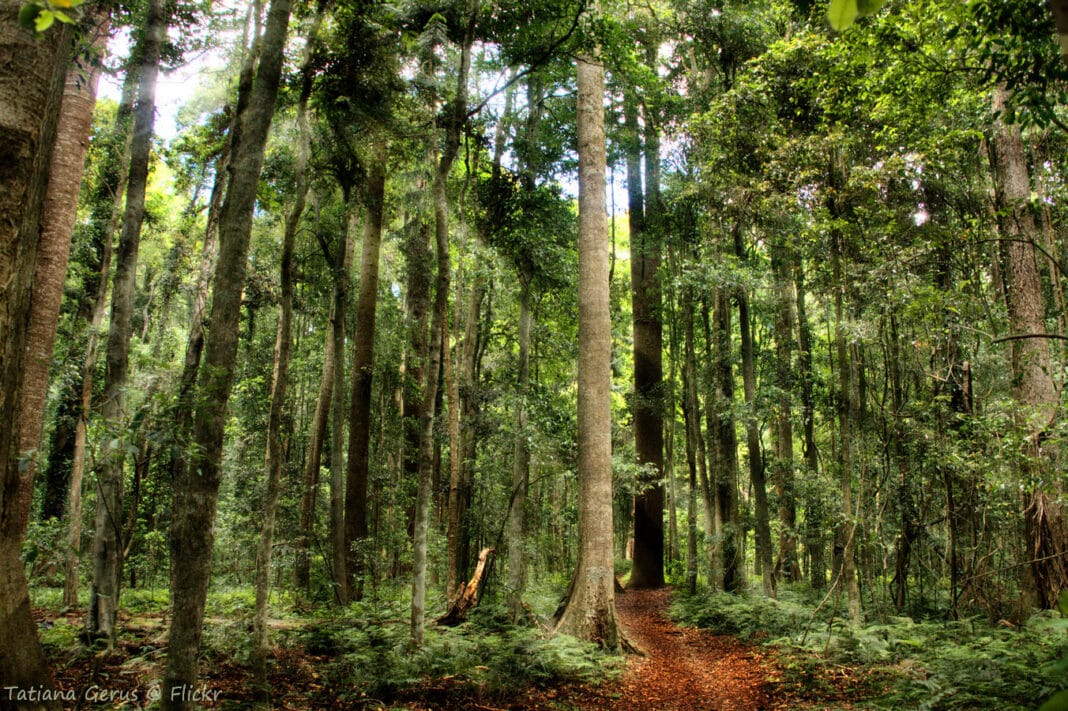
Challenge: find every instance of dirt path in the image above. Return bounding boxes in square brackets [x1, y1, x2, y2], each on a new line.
[525, 587, 774, 710]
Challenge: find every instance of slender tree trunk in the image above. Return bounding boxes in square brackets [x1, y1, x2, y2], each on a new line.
[711, 291, 744, 592]
[295, 286, 333, 592]
[553, 48, 624, 650]
[89, 0, 165, 643]
[828, 150, 862, 623]
[989, 88, 1067, 612]
[163, 1, 292, 704]
[0, 3, 70, 702]
[682, 287, 702, 595]
[507, 275, 533, 611]
[330, 212, 353, 604]
[253, 12, 319, 691]
[626, 93, 664, 589]
[411, 4, 474, 647]
[770, 245, 799, 582]
[738, 280, 773, 596]
[345, 143, 387, 600]
[796, 262, 824, 590]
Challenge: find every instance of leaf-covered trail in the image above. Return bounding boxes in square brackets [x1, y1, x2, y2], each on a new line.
[526, 587, 774, 709]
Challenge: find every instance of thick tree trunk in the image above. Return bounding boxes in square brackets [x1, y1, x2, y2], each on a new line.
[0, 3, 70, 704]
[989, 88, 1067, 612]
[626, 93, 664, 590]
[17, 20, 106, 527]
[89, 0, 165, 643]
[553, 50, 623, 650]
[345, 143, 387, 600]
[163, 1, 292, 705]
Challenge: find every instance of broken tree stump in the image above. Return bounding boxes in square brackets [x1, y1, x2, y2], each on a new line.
[437, 547, 495, 626]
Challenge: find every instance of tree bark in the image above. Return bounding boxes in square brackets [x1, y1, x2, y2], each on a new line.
[710, 291, 744, 592]
[553, 49, 624, 650]
[796, 262, 824, 590]
[345, 142, 387, 599]
[989, 87, 1067, 612]
[0, 2, 70, 702]
[89, 0, 165, 644]
[411, 2, 474, 647]
[253, 10, 320, 691]
[330, 211, 353, 604]
[828, 149, 862, 624]
[626, 93, 664, 590]
[163, 0, 293, 704]
[17, 18, 107, 529]
[770, 244, 799, 583]
[507, 274, 532, 610]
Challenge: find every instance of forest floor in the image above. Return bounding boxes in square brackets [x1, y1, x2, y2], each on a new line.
[37, 587, 876, 709]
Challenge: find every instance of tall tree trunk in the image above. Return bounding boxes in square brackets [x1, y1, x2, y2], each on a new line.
[796, 262, 824, 590]
[682, 285, 702, 595]
[552, 48, 623, 650]
[89, 0, 165, 643]
[710, 291, 744, 592]
[295, 276, 333, 592]
[0, 4, 70, 703]
[411, 3, 474, 647]
[770, 244, 799, 582]
[507, 274, 532, 611]
[828, 150, 862, 624]
[738, 280, 773, 597]
[330, 211, 353, 604]
[17, 18, 106, 525]
[163, 1, 292, 705]
[989, 88, 1067, 612]
[253, 11, 319, 691]
[345, 142, 387, 600]
[627, 93, 664, 589]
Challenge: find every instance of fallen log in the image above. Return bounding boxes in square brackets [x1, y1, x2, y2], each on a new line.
[437, 547, 495, 626]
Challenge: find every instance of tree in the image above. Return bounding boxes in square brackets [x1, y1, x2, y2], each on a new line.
[552, 40, 624, 649]
[89, 0, 166, 644]
[17, 13, 107, 537]
[0, 2, 70, 703]
[989, 87, 1068, 612]
[163, 0, 293, 704]
[626, 91, 665, 590]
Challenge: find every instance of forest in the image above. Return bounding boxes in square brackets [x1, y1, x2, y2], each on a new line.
[2, 0, 1068, 708]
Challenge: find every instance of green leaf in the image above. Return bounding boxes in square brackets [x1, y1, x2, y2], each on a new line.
[54, 9, 74, 23]
[18, 3, 41, 30]
[1040, 690, 1068, 711]
[1058, 590, 1068, 617]
[34, 9, 54, 32]
[827, 0, 858, 31]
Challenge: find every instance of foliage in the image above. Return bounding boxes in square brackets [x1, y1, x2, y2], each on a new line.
[673, 588, 1068, 710]
[297, 596, 621, 703]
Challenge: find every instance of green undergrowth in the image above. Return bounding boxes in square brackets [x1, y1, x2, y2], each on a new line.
[297, 598, 623, 705]
[672, 588, 1068, 710]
